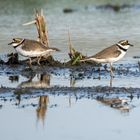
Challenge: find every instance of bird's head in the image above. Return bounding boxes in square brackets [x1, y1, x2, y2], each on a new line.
[8, 38, 25, 48]
[117, 40, 133, 50]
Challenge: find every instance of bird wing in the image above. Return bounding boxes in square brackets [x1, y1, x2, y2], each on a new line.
[21, 39, 47, 51]
[92, 45, 121, 59]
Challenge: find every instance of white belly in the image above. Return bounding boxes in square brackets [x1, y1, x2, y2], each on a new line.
[90, 51, 126, 63]
[15, 46, 55, 57]
[107, 51, 126, 63]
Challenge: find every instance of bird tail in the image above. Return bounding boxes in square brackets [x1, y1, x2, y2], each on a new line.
[49, 47, 60, 52]
[80, 56, 95, 62]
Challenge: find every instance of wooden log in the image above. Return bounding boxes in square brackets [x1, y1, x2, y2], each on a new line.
[23, 9, 49, 47]
[35, 9, 49, 47]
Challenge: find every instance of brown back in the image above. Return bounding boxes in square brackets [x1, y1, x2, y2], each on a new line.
[92, 44, 121, 59]
[21, 39, 47, 51]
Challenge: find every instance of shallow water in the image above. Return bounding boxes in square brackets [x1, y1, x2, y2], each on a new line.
[0, 96, 140, 140]
[0, 0, 140, 140]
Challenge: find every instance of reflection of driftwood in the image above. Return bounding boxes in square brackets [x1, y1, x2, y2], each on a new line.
[36, 96, 49, 125]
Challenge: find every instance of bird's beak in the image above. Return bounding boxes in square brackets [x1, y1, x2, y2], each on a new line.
[8, 41, 13, 45]
[128, 43, 134, 47]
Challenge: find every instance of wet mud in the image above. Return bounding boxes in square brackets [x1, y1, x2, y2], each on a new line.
[0, 57, 140, 112]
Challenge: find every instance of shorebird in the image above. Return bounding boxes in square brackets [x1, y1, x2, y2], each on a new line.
[80, 40, 133, 76]
[8, 38, 60, 65]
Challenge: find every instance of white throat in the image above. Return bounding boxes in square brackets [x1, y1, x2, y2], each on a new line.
[12, 43, 20, 47]
[12, 39, 25, 48]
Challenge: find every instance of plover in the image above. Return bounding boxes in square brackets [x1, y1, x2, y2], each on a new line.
[80, 40, 133, 76]
[8, 38, 60, 65]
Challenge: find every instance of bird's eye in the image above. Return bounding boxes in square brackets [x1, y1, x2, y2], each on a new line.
[125, 41, 128, 45]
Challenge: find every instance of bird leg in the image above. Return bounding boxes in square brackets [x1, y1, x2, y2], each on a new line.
[98, 64, 101, 80]
[28, 57, 32, 67]
[110, 63, 113, 77]
[37, 56, 42, 65]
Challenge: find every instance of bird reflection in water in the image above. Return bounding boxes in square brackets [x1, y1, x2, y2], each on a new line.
[36, 96, 49, 126]
[18, 73, 50, 88]
[96, 97, 133, 113]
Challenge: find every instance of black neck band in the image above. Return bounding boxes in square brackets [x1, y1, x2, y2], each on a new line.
[13, 39, 25, 48]
[117, 44, 127, 52]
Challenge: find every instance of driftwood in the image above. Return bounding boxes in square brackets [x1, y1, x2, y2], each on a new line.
[35, 10, 49, 47]
[23, 9, 49, 47]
